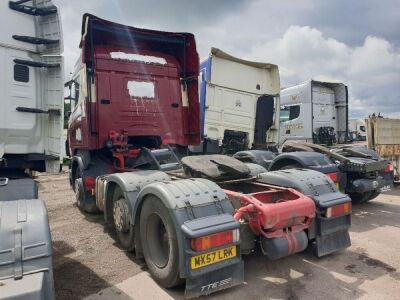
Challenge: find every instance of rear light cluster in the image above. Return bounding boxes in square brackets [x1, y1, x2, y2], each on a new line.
[83, 176, 96, 192]
[326, 202, 352, 218]
[385, 163, 394, 173]
[326, 172, 338, 182]
[191, 229, 239, 252]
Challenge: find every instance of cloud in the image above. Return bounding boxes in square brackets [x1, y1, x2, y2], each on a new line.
[53, 0, 400, 117]
[247, 26, 400, 118]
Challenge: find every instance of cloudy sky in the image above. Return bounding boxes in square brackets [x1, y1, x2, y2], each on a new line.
[54, 0, 400, 118]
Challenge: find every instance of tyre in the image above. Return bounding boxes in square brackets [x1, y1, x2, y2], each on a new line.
[113, 188, 135, 252]
[349, 191, 374, 204]
[75, 178, 98, 213]
[367, 191, 380, 201]
[140, 195, 183, 288]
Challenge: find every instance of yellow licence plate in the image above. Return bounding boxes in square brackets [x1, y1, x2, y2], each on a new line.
[191, 246, 236, 270]
[336, 182, 340, 190]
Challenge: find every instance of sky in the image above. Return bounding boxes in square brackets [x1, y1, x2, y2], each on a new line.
[54, 0, 400, 119]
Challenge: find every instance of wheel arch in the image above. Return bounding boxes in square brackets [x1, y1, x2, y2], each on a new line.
[269, 156, 304, 171]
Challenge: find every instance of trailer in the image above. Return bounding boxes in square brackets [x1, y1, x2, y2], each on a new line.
[0, 0, 64, 298]
[66, 16, 352, 298]
[366, 115, 400, 180]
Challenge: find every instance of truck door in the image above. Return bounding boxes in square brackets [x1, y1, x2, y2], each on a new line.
[279, 103, 311, 144]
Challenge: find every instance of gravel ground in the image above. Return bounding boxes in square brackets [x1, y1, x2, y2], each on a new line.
[38, 172, 400, 300]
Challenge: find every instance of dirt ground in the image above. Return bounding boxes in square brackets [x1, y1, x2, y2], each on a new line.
[37, 171, 400, 300]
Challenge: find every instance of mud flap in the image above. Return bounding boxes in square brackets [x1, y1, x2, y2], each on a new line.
[315, 215, 351, 257]
[185, 261, 244, 298]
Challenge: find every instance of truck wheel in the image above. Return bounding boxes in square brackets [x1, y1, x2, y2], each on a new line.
[113, 188, 135, 252]
[367, 191, 380, 201]
[140, 195, 182, 288]
[349, 191, 373, 204]
[75, 178, 98, 213]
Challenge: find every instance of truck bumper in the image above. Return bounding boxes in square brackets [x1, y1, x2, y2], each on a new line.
[347, 173, 393, 194]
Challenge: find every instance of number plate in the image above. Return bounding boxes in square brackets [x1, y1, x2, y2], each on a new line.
[191, 246, 236, 270]
[336, 182, 340, 190]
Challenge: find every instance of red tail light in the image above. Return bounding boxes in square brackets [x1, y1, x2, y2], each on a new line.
[326, 202, 352, 218]
[83, 176, 96, 192]
[191, 229, 239, 252]
[326, 172, 338, 182]
[385, 163, 394, 173]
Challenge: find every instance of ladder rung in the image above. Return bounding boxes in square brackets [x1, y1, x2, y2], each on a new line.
[9, 1, 57, 16]
[13, 35, 59, 45]
[14, 59, 60, 68]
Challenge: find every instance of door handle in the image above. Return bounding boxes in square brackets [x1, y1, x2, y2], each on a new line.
[286, 129, 291, 134]
[171, 103, 179, 108]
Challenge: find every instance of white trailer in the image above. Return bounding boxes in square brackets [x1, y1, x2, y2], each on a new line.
[197, 47, 280, 153]
[279, 80, 348, 146]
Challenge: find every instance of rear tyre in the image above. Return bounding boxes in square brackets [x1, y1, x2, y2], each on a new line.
[140, 195, 183, 288]
[349, 191, 374, 204]
[367, 191, 380, 201]
[113, 188, 135, 252]
[75, 178, 98, 213]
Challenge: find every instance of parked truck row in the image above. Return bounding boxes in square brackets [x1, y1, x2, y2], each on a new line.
[62, 14, 370, 298]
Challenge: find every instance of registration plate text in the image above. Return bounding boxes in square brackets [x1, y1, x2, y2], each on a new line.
[191, 246, 236, 269]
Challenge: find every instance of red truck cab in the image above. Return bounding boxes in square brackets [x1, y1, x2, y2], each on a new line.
[67, 14, 200, 159]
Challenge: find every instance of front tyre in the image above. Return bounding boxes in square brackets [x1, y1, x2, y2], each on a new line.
[140, 195, 182, 288]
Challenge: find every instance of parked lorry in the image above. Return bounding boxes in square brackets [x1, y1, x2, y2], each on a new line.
[198, 49, 393, 203]
[277, 81, 394, 202]
[0, 0, 64, 298]
[349, 118, 367, 141]
[366, 115, 400, 180]
[66, 16, 352, 298]
[279, 80, 348, 146]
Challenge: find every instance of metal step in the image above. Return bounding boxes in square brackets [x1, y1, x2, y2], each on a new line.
[13, 59, 60, 68]
[12, 35, 59, 45]
[9, 1, 57, 16]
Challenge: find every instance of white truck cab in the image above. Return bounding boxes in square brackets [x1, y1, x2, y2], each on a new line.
[198, 48, 280, 153]
[0, 0, 64, 173]
[279, 80, 348, 146]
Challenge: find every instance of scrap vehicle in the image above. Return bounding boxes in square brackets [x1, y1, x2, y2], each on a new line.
[66, 15, 351, 298]
[197, 48, 393, 203]
[366, 115, 400, 180]
[0, 0, 64, 298]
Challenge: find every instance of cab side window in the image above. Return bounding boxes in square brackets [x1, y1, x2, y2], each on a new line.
[280, 104, 300, 122]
